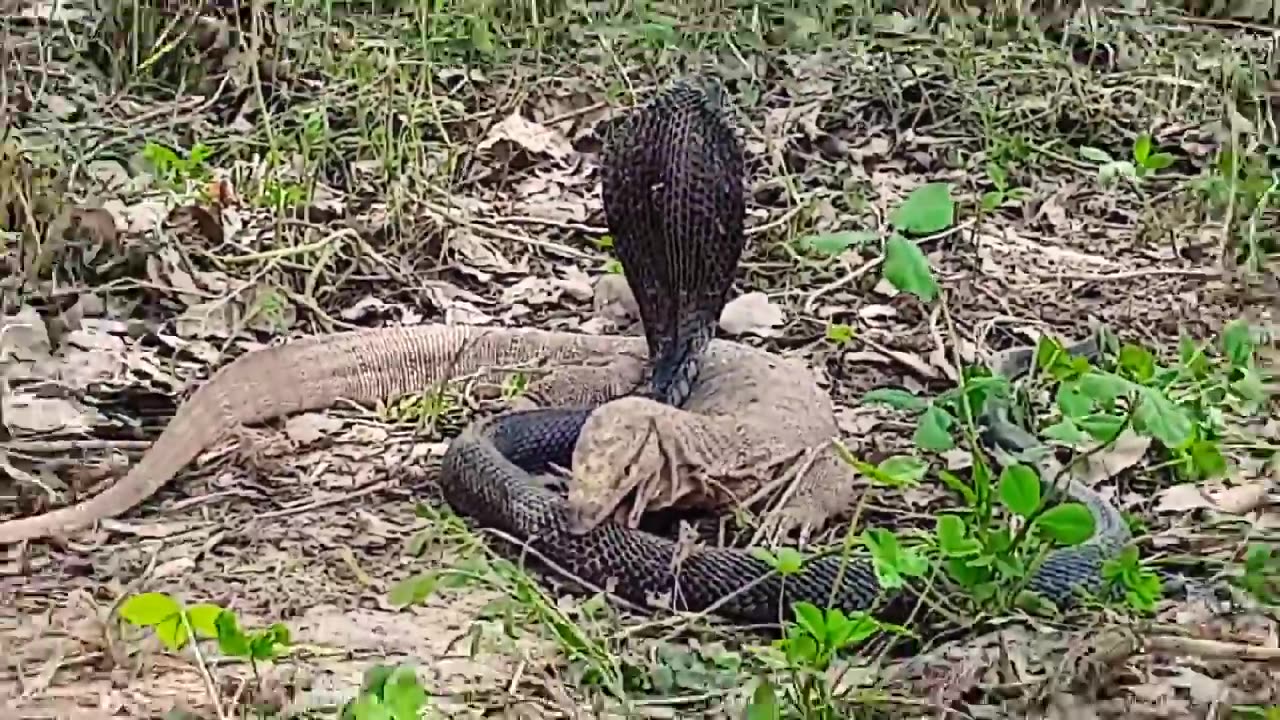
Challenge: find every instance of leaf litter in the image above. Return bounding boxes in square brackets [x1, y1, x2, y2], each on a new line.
[2, 1, 1278, 718]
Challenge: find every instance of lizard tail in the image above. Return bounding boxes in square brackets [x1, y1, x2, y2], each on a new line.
[0, 325, 635, 545]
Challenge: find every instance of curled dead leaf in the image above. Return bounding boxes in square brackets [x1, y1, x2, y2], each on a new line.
[477, 112, 574, 160]
[167, 204, 224, 245]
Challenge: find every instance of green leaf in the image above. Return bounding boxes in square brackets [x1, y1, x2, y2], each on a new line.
[863, 529, 928, 589]
[889, 183, 955, 234]
[799, 230, 879, 256]
[154, 616, 190, 652]
[388, 573, 439, 608]
[861, 387, 928, 411]
[185, 604, 225, 640]
[1056, 381, 1094, 419]
[1144, 152, 1175, 170]
[1078, 372, 1133, 404]
[878, 455, 928, 486]
[1042, 418, 1089, 444]
[1079, 146, 1113, 163]
[746, 679, 781, 720]
[1221, 319, 1255, 367]
[998, 464, 1041, 518]
[1034, 503, 1097, 545]
[791, 601, 826, 640]
[913, 405, 955, 451]
[1135, 387, 1193, 449]
[936, 515, 980, 557]
[1133, 133, 1152, 164]
[825, 322, 856, 345]
[883, 234, 940, 303]
[980, 190, 1003, 211]
[1078, 413, 1127, 440]
[215, 611, 251, 658]
[385, 667, 428, 720]
[1118, 344, 1157, 382]
[937, 469, 976, 506]
[1189, 440, 1227, 479]
[773, 547, 806, 575]
[119, 592, 182, 627]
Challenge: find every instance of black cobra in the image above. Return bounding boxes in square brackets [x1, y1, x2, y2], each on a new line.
[438, 77, 1131, 625]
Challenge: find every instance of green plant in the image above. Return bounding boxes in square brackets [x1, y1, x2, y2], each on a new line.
[119, 592, 290, 662]
[141, 141, 213, 189]
[341, 664, 431, 720]
[1079, 133, 1174, 188]
[745, 602, 899, 719]
[980, 160, 1032, 211]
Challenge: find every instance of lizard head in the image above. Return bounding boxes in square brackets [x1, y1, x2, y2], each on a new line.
[564, 398, 666, 536]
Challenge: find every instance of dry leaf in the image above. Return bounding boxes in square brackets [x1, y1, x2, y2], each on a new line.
[1155, 484, 1213, 513]
[502, 276, 565, 307]
[720, 292, 784, 337]
[1073, 429, 1151, 485]
[285, 413, 345, 445]
[477, 112, 574, 160]
[1212, 482, 1270, 515]
[2, 395, 93, 434]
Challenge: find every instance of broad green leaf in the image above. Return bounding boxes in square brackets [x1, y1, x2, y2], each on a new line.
[890, 182, 955, 234]
[827, 612, 881, 648]
[936, 515, 981, 557]
[385, 667, 428, 720]
[154, 616, 190, 651]
[1034, 335, 1068, 371]
[185, 604, 225, 639]
[1135, 387, 1193, 448]
[1189, 440, 1227, 478]
[883, 234, 940, 302]
[913, 405, 955, 451]
[746, 680, 782, 720]
[773, 547, 806, 575]
[388, 573, 439, 608]
[1056, 381, 1094, 419]
[998, 464, 1041, 518]
[1133, 133, 1152, 163]
[981, 190, 1003, 211]
[866, 531, 929, 580]
[878, 454, 928, 486]
[1078, 413, 1127, 440]
[946, 557, 987, 588]
[347, 697, 394, 720]
[215, 611, 251, 657]
[799, 230, 879, 256]
[1118, 344, 1156, 382]
[1078, 371, 1133, 403]
[1033, 503, 1096, 545]
[1042, 418, 1089, 445]
[1143, 152, 1175, 170]
[792, 601, 826, 641]
[1221, 319, 1255, 367]
[1079, 146, 1113, 163]
[119, 592, 181, 627]
[1232, 369, 1266, 405]
[861, 387, 928, 412]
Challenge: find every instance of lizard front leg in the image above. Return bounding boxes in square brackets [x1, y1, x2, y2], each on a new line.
[563, 396, 810, 535]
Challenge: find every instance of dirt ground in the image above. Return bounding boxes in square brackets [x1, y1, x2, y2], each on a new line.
[2, 2, 1278, 718]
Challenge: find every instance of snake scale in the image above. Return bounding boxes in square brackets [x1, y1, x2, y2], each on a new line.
[438, 77, 1132, 625]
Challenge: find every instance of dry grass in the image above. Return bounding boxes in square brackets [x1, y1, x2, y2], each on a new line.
[2, 1, 1278, 718]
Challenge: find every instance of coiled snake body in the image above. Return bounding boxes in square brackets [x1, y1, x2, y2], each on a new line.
[438, 78, 1131, 624]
